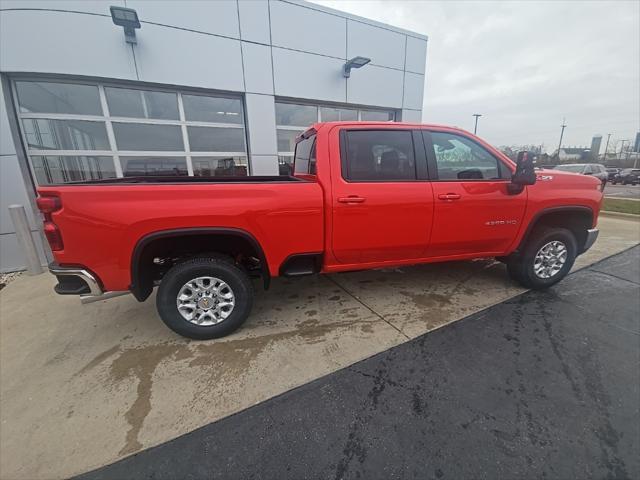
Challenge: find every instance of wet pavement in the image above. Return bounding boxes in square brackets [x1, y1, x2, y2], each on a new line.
[80, 246, 640, 480]
[0, 216, 638, 479]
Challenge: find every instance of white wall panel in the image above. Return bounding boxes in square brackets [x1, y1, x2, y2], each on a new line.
[0, 10, 137, 80]
[0, 0, 123, 15]
[0, 81, 16, 156]
[128, 0, 239, 38]
[273, 48, 346, 103]
[406, 36, 428, 74]
[245, 93, 277, 155]
[242, 42, 274, 95]
[347, 64, 403, 108]
[0, 231, 47, 273]
[347, 20, 405, 70]
[0, 155, 37, 235]
[135, 24, 244, 91]
[238, 0, 271, 44]
[401, 109, 422, 123]
[403, 72, 425, 110]
[270, 0, 346, 58]
[250, 155, 278, 176]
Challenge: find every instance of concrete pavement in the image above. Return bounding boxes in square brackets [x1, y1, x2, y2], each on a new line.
[0, 215, 638, 479]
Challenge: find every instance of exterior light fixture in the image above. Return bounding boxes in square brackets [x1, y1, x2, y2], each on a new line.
[343, 56, 371, 78]
[110, 6, 141, 44]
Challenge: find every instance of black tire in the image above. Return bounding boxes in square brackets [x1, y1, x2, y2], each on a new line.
[506, 227, 577, 290]
[156, 256, 254, 339]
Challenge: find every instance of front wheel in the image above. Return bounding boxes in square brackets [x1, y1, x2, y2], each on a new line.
[507, 227, 577, 289]
[156, 256, 254, 339]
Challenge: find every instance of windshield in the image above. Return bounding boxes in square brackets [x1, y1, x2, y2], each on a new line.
[555, 165, 584, 173]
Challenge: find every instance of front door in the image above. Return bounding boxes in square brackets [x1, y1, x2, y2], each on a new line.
[331, 128, 434, 264]
[424, 130, 527, 257]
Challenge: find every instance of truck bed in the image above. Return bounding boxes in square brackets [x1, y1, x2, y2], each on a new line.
[39, 178, 324, 291]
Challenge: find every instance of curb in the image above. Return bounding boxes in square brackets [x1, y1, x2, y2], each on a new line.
[600, 210, 640, 220]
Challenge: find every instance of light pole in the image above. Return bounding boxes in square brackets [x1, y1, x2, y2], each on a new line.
[557, 118, 567, 158]
[602, 133, 612, 163]
[472, 114, 482, 134]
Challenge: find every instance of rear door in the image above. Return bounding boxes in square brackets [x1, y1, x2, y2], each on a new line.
[424, 129, 527, 257]
[330, 127, 434, 264]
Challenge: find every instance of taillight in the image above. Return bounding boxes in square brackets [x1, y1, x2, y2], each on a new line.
[43, 221, 64, 251]
[36, 195, 61, 214]
[37, 195, 63, 250]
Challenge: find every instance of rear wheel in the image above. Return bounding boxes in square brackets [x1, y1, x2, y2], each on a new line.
[507, 227, 577, 289]
[156, 256, 254, 339]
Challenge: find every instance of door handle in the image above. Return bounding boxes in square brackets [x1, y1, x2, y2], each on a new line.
[338, 196, 366, 204]
[438, 193, 461, 201]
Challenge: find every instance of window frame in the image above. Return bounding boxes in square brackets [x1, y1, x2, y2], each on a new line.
[338, 128, 428, 183]
[422, 130, 512, 182]
[10, 76, 250, 184]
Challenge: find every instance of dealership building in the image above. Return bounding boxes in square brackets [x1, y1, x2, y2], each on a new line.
[0, 0, 428, 272]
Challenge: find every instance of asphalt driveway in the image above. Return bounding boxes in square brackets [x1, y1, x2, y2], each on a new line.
[80, 246, 640, 480]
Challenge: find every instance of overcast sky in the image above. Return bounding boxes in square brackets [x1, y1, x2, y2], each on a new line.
[314, 0, 639, 154]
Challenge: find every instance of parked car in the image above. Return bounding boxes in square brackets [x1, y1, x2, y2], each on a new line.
[605, 167, 621, 181]
[611, 168, 640, 185]
[38, 123, 602, 339]
[554, 163, 608, 189]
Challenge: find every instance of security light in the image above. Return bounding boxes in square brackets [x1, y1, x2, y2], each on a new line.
[343, 56, 371, 78]
[110, 6, 141, 44]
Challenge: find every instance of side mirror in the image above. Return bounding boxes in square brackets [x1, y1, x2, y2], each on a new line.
[508, 151, 536, 194]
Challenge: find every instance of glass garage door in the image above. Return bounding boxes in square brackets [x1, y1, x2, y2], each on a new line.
[275, 101, 397, 175]
[12, 79, 249, 185]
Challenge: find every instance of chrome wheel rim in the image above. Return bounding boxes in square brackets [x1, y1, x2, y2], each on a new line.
[533, 241, 567, 279]
[176, 276, 235, 326]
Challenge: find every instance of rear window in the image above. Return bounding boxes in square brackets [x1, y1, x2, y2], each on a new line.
[294, 135, 316, 175]
[341, 130, 416, 181]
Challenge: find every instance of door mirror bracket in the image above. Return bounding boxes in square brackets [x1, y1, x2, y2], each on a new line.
[509, 151, 536, 195]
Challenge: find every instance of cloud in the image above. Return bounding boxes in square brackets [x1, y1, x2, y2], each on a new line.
[313, 0, 639, 153]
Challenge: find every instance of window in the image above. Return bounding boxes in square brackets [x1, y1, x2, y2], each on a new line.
[16, 81, 102, 115]
[31, 155, 116, 184]
[13, 79, 248, 184]
[342, 130, 416, 181]
[360, 110, 395, 121]
[430, 131, 506, 180]
[188, 126, 245, 152]
[319, 107, 357, 122]
[294, 135, 316, 175]
[275, 101, 397, 175]
[192, 156, 248, 177]
[22, 119, 109, 150]
[121, 156, 188, 177]
[105, 87, 179, 120]
[182, 95, 244, 124]
[113, 123, 183, 151]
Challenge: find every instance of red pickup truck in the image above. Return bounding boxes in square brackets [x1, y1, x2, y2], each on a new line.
[38, 122, 602, 339]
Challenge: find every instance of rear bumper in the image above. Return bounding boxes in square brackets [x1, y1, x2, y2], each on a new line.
[582, 228, 599, 253]
[49, 263, 102, 295]
[49, 263, 128, 303]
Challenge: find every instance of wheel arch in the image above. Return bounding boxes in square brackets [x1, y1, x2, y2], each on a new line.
[130, 227, 270, 301]
[516, 206, 594, 255]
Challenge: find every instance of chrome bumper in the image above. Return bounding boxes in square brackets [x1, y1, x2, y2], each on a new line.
[48, 264, 128, 304]
[583, 228, 599, 253]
